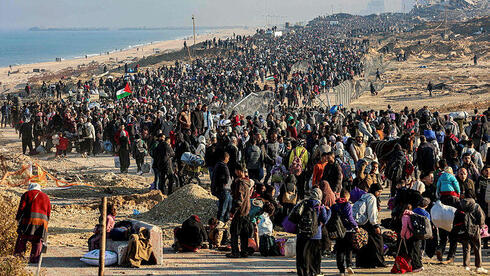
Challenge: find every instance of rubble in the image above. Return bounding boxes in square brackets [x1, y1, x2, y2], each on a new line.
[140, 184, 218, 224]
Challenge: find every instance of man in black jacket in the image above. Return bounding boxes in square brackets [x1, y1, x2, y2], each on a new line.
[264, 132, 280, 184]
[213, 152, 232, 222]
[205, 136, 220, 181]
[156, 137, 176, 194]
[416, 135, 436, 175]
[226, 137, 240, 178]
[322, 152, 343, 193]
[191, 103, 204, 135]
[19, 119, 33, 154]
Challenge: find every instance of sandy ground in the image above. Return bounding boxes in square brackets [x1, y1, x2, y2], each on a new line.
[0, 27, 254, 94]
[350, 55, 490, 112]
[1, 127, 489, 275]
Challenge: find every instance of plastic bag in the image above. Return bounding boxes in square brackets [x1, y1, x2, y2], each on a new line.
[284, 237, 296, 257]
[276, 238, 287, 256]
[142, 163, 151, 174]
[282, 216, 297, 234]
[104, 141, 113, 152]
[181, 152, 204, 166]
[114, 156, 120, 168]
[80, 249, 117, 266]
[430, 200, 456, 232]
[481, 225, 490, 238]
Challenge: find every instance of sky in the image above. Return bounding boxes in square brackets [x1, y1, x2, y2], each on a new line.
[0, 0, 403, 30]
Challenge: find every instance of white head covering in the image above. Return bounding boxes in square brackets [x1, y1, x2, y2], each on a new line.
[28, 183, 41, 191]
[364, 147, 376, 160]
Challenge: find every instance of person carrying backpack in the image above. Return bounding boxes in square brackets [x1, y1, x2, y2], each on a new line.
[452, 198, 487, 273]
[400, 204, 424, 273]
[331, 189, 358, 275]
[355, 184, 385, 268]
[279, 174, 298, 219]
[291, 188, 330, 276]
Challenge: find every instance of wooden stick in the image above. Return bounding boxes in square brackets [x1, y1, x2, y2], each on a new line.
[99, 197, 107, 276]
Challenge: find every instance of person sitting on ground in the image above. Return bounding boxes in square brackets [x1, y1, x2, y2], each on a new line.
[88, 203, 116, 251]
[173, 215, 208, 252]
[206, 217, 228, 249]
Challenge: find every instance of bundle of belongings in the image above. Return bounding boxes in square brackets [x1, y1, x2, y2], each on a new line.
[87, 219, 158, 268]
[181, 152, 205, 167]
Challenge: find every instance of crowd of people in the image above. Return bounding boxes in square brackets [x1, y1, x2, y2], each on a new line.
[5, 14, 490, 276]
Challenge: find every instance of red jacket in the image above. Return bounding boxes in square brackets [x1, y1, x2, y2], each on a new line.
[16, 190, 51, 239]
[57, 136, 69, 151]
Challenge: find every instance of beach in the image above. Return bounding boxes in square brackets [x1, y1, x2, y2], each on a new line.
[0, 27, 254, 94]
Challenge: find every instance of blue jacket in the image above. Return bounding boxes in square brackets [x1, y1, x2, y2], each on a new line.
[436, 172, 461, 197]
[413, 208, 430, 221]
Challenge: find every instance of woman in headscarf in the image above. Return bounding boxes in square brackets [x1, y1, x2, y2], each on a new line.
[356, 184, 386, 268]
[118, 127, 131, 173]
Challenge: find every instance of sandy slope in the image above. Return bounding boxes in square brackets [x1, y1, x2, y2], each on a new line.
[350, 54, 490, 112]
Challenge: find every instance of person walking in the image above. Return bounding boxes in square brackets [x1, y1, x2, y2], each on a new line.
[427, 81, 433, 97]
[294, 188, 330, 276]
[132, 134, 147, 175]
[333, 189, 358, 275]
[213, 152, 232, 222]
[19, 119, 33, 155]
[156, 137, 176, 194]
[227, 165, 253, 258]
[118, 129, 131, 174]
[355, 184, 386, 268]
[14, 183, 51, 264]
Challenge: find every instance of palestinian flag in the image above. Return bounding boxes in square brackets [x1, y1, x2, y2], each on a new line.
[116, 83, 132, 100]
[265, 76, 276, 81]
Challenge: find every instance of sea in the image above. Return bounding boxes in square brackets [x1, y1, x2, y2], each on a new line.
[0, 28, 212, 67]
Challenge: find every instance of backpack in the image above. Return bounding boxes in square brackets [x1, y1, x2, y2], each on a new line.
[352, 195, 369, 226]
[326, 205, 346, 240]
[386, 158, 404, 182]
[409, 213, 433, 240]
[391, 238, 412, 274]
[337, 157, 352, 180]
[282, 182, 298, 205]
[82, 124, 90, 137]
[288, 201, 319, 239]
[453, 210, 479, 239]
[289, 148, 306, 176]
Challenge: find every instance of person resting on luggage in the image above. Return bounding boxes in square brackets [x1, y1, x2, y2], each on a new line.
[173, 215, 208, 252]
[88, 204, 117, 251]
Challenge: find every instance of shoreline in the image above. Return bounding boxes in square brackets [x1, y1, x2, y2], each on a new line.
[0, 27, 254, 93]
[4, 29, 215, 67]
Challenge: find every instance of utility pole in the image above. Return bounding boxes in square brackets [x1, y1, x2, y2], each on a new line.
[192, 15, 196, 46]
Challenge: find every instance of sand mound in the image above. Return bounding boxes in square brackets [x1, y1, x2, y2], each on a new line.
[141, 184, 218, 224]
[110, 190, 165, 210]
